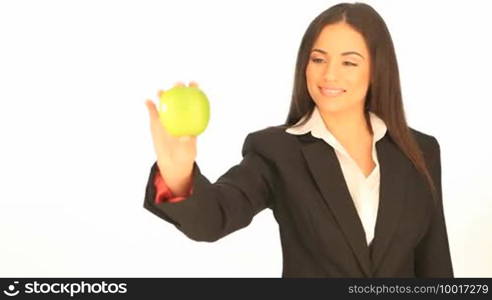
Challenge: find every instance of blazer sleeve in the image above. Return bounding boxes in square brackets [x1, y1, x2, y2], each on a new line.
[153, 165, 193, 204]
[143, 132, 275, 242]
[414, 137, 454, 277]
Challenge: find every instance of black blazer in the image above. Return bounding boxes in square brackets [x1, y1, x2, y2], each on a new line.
[143, 125, 453, 278]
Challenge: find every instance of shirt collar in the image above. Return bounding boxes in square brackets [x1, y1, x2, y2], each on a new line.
[285, 106, 388, 146]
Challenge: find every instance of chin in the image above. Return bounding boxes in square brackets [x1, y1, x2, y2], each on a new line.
[315, 97, 350, 114]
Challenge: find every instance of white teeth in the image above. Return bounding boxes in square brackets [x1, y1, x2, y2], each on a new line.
[320, 88, 345, 96]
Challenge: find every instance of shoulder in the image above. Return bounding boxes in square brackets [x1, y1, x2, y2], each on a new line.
[245, 125, 290, 142]
[241, 125, 299, 157]
[408, 127, 441, 162]
[242, 125, 442, 162]
[409, 127, 439, 150]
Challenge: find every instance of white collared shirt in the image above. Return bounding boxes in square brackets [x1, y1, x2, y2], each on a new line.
[285, 106, 388, 245]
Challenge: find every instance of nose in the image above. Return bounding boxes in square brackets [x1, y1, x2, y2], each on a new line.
[322, 61, 339, 82]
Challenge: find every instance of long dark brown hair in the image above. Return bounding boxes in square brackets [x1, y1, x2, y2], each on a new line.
[285, 2, 437, 201]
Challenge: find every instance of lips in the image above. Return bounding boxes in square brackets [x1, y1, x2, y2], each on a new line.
[319, 86, 346, 97]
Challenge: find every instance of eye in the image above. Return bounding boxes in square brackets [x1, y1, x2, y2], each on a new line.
[343, 61, 358, 67]
[310, 58, 324, 63]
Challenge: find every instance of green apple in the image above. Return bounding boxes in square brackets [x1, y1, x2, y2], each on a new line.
[158, 86, 210, 136]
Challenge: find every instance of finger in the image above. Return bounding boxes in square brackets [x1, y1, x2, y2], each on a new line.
[146, 99, 170, 143]
[157, 90, 164, 98]
[145, 99, 160, 122]
[189, 81, 199, 88]
[174, 81, 185, 87]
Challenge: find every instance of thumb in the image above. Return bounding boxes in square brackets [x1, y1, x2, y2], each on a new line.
[179, 136, 192, 142]
[145, 99, 160, 122]
[178, 136, 197, 144]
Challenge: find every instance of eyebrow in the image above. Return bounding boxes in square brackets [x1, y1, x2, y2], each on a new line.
[311, 48, 365, 59]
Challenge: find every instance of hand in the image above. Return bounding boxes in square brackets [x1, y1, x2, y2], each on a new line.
[145, 81, 198, 176]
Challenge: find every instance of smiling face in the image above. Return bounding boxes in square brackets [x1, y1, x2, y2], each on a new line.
[306, 22, 371, 115]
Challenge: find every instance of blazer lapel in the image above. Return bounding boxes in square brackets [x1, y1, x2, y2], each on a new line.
[370, 135, 410, 273]
[300, 133, 409, 277]
[301, 135, 372, 277]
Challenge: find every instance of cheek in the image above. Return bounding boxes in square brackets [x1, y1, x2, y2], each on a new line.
[305, 65, 316, 83]
[305, 66, 318, 94]
[347, 70, 370, 97]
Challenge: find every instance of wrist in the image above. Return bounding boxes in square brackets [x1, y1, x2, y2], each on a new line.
[157, 160, 194, 179]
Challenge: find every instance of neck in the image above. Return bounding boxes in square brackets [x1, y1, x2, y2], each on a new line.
[318, 107, 372, 144]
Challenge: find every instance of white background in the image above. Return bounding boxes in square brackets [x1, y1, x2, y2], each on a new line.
[0, 0, 491, 277]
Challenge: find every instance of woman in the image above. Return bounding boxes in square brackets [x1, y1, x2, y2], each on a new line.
[144, 2, 453, 277]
